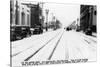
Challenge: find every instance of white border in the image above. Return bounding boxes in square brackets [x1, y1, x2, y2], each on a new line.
[0, 0, 100, 67]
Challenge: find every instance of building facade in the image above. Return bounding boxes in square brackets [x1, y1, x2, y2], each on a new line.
[10, 0, 31, 41]
[22, 3, 44, 28]
[10, 0, 31, 27]
[80, 5, 97, 34]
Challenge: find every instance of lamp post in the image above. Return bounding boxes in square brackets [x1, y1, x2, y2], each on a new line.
[45, 9, 49, 31]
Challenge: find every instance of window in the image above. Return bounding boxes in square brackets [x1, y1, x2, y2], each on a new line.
[15, 10, 19, 25]
[27, 14, 30, 25]
[21, 12, 25, 25]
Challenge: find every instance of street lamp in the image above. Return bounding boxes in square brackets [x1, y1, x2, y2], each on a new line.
[45, 9, 49, 31]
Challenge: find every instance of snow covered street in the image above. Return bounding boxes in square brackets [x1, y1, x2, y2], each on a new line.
[11, 28, 97, 66]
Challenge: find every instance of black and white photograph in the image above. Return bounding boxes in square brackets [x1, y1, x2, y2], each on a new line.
[10, 0, 97, 66]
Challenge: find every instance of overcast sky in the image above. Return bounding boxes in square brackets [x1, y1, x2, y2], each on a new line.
[20, 0, 80, 27]
[43, 3, 80, 27]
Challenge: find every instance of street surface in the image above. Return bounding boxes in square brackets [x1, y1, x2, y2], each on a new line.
[11, 28, 97, 66]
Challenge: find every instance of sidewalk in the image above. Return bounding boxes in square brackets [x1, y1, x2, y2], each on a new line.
[77, 31, 97, 43]
[71, 30, 97, 42]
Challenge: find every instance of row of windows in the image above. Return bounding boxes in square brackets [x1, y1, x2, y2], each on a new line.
[15, 11, 30, 26]
[10, 0, 30, 26]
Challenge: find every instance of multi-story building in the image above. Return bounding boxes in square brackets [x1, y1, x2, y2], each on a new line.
[10, 0, 31, 41]
[22, 3, 44, 34]
[80, 5, 97, 35]
[10, 0, 44, 41]
[10, 0, 31, 26]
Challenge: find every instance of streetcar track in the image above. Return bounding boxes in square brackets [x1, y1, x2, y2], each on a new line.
[11, 51, 22, 57]
[24, 44, 46, 61]
[24, 31, 61, 61]
[79, 34, 96, 49]
[83, 36, 97, 43]
[12, 31, 61, 57]
[12, 31, 58, 48]
[12, 35, 46, 48]
[84, 39, 91, 44]
[83, 39, 96, 50]
[48, 31, 64, 60]
[78, 33, 97, 43]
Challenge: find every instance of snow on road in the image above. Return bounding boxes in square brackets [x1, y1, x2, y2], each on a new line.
[12, 29, 62, 66]
[11, 29, 97, 66]
[28, 30, 64, 61]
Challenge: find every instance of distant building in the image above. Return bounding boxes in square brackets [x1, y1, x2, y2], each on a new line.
[68, 20, 77, 30]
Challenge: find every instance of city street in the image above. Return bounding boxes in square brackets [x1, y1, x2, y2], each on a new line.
[11, 28, 97, 66]
[10, 1, 97, 66]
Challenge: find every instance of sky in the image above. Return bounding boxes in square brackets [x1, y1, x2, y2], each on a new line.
[43, 3, 80, 27]
[20, 0, 80, 27]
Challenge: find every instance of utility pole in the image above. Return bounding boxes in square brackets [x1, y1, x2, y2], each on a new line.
[45, 9, 49, 31]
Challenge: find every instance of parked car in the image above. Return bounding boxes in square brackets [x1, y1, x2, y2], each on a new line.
[66, 27, 72, 31]
[33, 26, 43, 34]
[85, 28, 92, 35]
